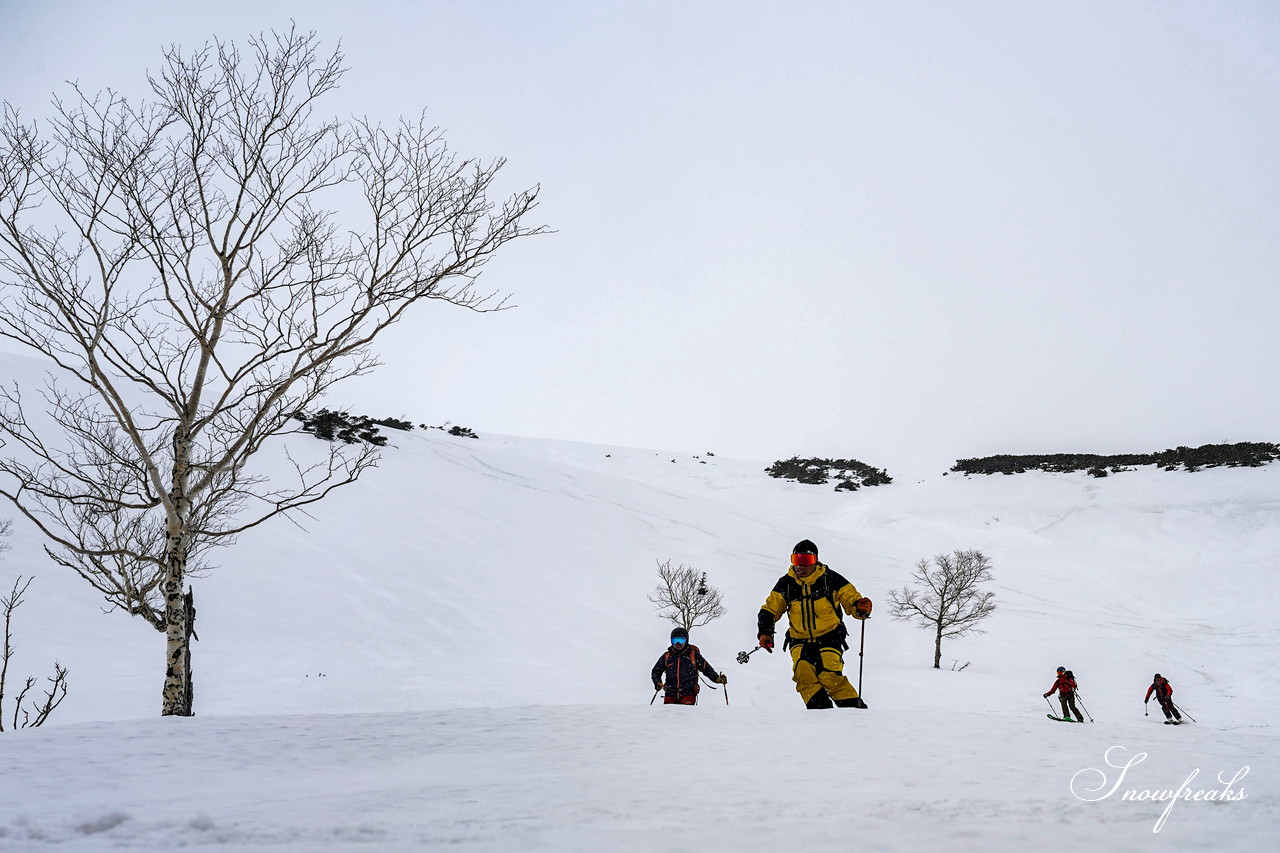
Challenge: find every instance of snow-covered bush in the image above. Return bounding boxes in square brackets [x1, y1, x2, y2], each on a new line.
[765, 456, 892, 490]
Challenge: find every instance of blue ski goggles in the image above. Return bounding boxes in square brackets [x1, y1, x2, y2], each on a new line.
[671, 637, 687, 646]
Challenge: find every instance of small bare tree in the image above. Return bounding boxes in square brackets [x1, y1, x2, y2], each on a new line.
[0, 29, 543, 715]
[647, 560, 726, 631]
[2, 522, 70, 730]
[888, 549, 997, 669]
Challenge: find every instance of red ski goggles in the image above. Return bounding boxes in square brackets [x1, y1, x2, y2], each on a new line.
[791, 552, 818, 567]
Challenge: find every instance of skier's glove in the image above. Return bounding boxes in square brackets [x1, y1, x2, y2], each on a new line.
[654, 682, 663, 692]
[758, 634, 774, 653]
[853, 597, 873, 619]
[1043, 692, 1051, 698]
[717, 674, 728, 684]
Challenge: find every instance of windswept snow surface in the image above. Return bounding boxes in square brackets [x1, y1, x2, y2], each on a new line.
[1, 705, 1269, 852]
[0, 353, 1276, 850]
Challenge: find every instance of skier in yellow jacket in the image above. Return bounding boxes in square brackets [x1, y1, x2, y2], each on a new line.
[757, 540, 872, 709]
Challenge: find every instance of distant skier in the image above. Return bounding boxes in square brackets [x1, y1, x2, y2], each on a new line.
[1044, 666, 1083, 722]
[1145, 673, 1182, 723]
[756, 539, 872, 709]
[652, 626, 725, 705]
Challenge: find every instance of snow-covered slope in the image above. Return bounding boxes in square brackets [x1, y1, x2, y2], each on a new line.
[5, 411, 1274, 725]
[0, 352, 1275, 851]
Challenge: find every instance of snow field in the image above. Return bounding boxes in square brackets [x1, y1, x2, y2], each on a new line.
[1, 704, 1270, 852]
[0, 350, 1275, 850]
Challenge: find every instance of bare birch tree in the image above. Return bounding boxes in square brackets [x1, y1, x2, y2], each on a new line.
[0, 29, 544, 715]
[888, 549, 997, 669]
[648, 560, 726, 632]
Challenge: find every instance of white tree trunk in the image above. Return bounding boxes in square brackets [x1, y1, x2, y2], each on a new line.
[161, 432, 193, 716]
[160, 557, 191, 716]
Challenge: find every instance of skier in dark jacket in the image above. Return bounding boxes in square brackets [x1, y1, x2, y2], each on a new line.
[1044, 666, 1083, 721]
[651, 626, 725, 705]
[1145, 673, 1182, 722]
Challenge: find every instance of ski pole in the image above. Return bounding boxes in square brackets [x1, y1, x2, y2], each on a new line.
[723, 681, 729, 705]
[857, 617, 866, 697]
[1044, 695, 1057, 716]
[650, 686, 661, 705]
[1075, 692, 1095, 723]
[1172, 701, 1196, 723]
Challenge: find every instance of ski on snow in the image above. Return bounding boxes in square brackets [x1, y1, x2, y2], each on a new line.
[1046, 714, 1083, 723]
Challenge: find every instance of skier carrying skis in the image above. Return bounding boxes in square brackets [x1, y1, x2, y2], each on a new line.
[652, 626, 725, 705]
[756, 539, 872, 709]
[1145, 673, 1182, 723]
[1044, 666, 1083, 722]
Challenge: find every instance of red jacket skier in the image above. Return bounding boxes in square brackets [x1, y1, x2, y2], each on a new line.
[1044, 666, 1083, 722]
[1145, 673, 1182, 722]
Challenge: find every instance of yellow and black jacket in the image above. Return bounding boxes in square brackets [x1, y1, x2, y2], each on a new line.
[758, 563, 864, 648]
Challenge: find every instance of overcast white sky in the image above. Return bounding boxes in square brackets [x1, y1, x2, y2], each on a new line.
[2, 1, 1277, 480]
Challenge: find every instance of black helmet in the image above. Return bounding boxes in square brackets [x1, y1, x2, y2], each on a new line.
[792, 539, 818, 556]
[1154, 673, 1162, 680]
[670, 626, 689, 644]
[1056, 666, 1065, 673]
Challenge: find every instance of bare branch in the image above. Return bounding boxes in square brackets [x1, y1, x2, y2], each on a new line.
[1, 574, 71, 730]
[647, 560, 726, 631]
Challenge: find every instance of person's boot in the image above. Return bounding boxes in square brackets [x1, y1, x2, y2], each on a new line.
[805, 689, 833, 709]
[834, 696, 868, 709]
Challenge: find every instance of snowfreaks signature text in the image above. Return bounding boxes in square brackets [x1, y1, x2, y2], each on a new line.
[1070, 745, 1249, 833]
